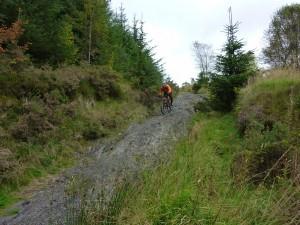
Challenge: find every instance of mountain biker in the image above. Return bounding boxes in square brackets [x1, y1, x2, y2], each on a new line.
[160, 83, 173, 106]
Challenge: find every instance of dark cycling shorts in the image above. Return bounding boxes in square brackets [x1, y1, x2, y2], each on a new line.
[163, 92, 171, 97]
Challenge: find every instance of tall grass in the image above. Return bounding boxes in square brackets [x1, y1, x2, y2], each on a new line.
[114, 113, 298, 225]
[238, 69, 300, 120]
[62, 176, 133, 225]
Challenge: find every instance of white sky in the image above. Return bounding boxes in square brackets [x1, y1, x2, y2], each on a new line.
[111, 0, 298, 85]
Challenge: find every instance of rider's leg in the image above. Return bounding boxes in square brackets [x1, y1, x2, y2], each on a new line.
[169, 93, 173, 106]
[163, 92, 169, 105]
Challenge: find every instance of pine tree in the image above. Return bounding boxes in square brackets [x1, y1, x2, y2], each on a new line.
[210, 7, 256, 111]
[81, 0, 110, 64]
[0, 0, 22, 25]
[21, 0, 78, 65]
[215, 8, 255, 77]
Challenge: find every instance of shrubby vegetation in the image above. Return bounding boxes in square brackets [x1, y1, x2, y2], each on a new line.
[234, 69, 300, 185]
[0, 65, 151, 210]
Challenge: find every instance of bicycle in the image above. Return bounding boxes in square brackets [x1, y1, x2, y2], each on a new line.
[161, 95, 172, 115]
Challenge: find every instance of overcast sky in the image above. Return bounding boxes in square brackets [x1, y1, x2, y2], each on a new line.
[111, 0, 297, 85]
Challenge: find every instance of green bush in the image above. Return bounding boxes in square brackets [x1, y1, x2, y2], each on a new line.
[0, 66, 123, 103]
[0, 148, 18, 184]
[138, 88, 160, 109]
[209, 75, 234, 112]
[79, 80, 96, 99]
[82, 123, 107, 141]
[0, 72, 47, 99]
[209, 74, 248, 112]
[193, 99, 211, 112]
[233, 69, 300, 185]
[89, 75, 121, 101]
[10, 112, 53, 142]
[45, 89, 68, 105]
[192, 76, 209, 93]
[231, 140, 290, 185]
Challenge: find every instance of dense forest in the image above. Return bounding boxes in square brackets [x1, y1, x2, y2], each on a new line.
[0, 0, 164, 88]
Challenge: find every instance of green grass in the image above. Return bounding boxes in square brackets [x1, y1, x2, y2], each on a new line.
[0, 190, 17, 209]
[237, 69, 300, 123]
[114, 113, 295, 225]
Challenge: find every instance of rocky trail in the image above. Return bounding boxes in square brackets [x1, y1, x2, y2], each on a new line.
[0, 93, 201, 225]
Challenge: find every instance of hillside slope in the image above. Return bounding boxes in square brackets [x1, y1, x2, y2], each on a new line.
[0, 65, 152, 212]
[235, 69, 300, 185]
[0, 93, 201, 225]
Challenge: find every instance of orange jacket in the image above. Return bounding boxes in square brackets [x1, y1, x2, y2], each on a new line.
[160, 84, 172, 95]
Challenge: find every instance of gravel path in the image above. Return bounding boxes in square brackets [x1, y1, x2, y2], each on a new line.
[0, 93, 201, 225]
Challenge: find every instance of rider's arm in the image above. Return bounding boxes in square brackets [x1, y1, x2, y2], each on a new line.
[167, 85, 172, 94]
[159, 87, 163, 96]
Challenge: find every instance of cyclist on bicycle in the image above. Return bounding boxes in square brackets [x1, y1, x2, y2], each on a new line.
[160, 83, 173, 106]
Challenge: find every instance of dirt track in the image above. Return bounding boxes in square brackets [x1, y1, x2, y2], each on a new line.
[0, 93, 201, 225]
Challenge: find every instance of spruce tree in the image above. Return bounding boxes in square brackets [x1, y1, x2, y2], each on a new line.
[210, 8, 256, 111]
[216, 8, 255, 77]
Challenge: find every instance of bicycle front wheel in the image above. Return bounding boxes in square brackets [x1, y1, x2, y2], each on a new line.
[161, 102, 171, 115]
